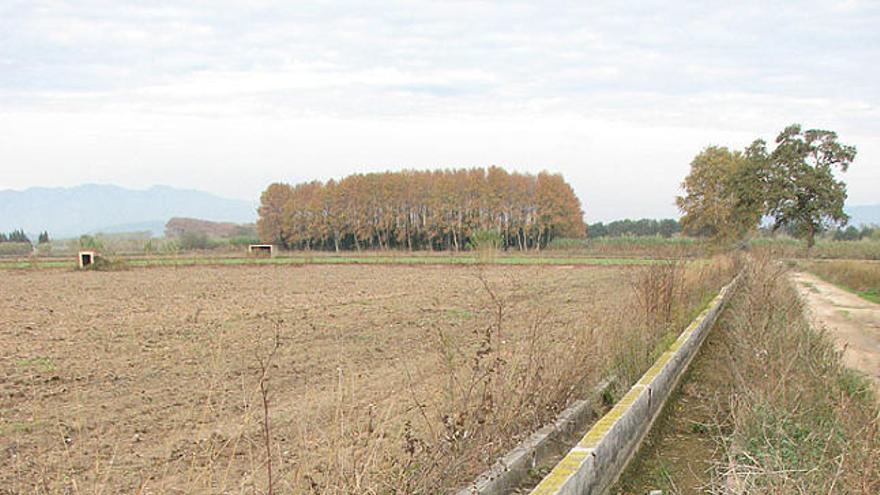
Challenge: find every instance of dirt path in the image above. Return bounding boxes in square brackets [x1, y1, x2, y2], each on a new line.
[792, 271, 880, 394]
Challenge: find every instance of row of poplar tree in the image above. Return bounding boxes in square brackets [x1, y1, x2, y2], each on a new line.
[0, 229, 49, 244]
[257, 167, 585, 251]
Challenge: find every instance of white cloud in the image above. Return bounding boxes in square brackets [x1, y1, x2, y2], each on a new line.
[1, 0, 878, 220]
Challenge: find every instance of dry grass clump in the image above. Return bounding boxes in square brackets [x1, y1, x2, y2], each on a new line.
[749, 237, 880, 260]
[290, 271, 612, 494]
[607, 254, 739, 387]
[711, 255, 880, 494]
[547, 236, 709, 259]
[801, 259, 880, 303]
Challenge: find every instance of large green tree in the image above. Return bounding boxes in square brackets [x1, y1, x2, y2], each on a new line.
[677, 125, 856, 248]
[676, 146, 763, 242]
[753, 124, 856, 247]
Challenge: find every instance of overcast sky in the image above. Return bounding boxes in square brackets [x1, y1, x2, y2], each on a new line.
[1, 1, 878, 221]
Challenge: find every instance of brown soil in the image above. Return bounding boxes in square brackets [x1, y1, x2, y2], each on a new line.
[0, 264, 631, 494]
[792, 271, 880, 395]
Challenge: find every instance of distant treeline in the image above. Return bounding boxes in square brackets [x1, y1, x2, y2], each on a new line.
[0, 229, 49, 244]
[830, 225, 879, 241]
[258, 167, 585, 251]
[584, 218, 878, 242]
[164, 217, 259, 251]
[165, 217, 257, 240]
[587, 218, 681, 238]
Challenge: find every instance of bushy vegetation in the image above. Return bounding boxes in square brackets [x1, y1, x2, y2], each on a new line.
[750, 236, 880, 260]
[678, 125, 856, 247]
[712, 257, 879, 493]
[82, 256, 129, 272]
[0, 242, 33, 256]
[832, 224, 880, 241]
[257, 167, 586, 251]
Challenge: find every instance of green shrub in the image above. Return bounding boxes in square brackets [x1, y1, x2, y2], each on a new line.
[83, 256, 129, 271]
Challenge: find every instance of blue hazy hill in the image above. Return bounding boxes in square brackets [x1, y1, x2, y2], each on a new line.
[0, 184, 257, 238]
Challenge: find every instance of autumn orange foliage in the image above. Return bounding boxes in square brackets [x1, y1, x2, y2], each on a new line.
[257, 167, 585, 251]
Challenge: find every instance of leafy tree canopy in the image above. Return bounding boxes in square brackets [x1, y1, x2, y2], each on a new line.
[754, 124, 856, 247]
[676, 125, 856, 247]
[676, 146, 763, 242]
[2, 229, 31, 244]
[586, 218, 681, 238]
[257, 167, 585, 252]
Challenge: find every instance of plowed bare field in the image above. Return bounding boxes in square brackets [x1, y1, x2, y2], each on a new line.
[1, 264, 638, 494]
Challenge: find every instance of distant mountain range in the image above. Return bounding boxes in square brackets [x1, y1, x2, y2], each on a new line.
[0, 184, 257, 238]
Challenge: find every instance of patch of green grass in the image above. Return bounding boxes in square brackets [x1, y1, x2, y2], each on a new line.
[601, 387, 616, 406]
[527, 465, 553, 482]
[858, 287, 880, 304]
[740, 402, 842, 472]
[838, 368, 874, 402]
[17, 357, 57, 373]
[690, 422, 710, 435]
[651, 461, 675, 489]
[832, 282, 880, 305]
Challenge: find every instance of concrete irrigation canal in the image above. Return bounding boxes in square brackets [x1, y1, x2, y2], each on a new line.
[459, 275, 740, 495]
